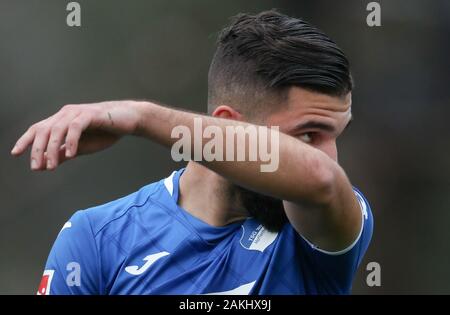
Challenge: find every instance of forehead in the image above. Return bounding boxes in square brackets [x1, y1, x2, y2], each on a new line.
[286, 87, 352, 113]
[267, 87, 352, 130]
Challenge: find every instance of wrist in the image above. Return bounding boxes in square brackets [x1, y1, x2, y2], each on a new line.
[130, 100, 156, 137]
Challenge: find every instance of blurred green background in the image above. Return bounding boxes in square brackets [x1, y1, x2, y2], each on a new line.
[1, 0, 449, 294]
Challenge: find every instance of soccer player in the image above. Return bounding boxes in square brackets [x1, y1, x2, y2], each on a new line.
[12, 10, 373, 295]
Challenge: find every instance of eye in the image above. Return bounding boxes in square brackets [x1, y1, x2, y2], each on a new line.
[299, 133, 314, 144]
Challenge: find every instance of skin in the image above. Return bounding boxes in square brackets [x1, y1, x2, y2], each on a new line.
[11, 87, 361, 252]
[269, 89, 357, 249]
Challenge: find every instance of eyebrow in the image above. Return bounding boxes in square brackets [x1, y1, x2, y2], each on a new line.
[293, 115, 353, 134]
[292, 121, 336, 133]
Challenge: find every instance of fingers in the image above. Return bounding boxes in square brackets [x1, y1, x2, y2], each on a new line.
[43, 145, 71, 168]
[30, 125, 52, 171]
[11, 103, 113, 171]
[65, 112, 92, 159]
[30, 110, 91, 171]
[11, 104, 84, 171]
[28, 112, 67, 171]
[58, 144, 71, 165]
[11, 125, 38, 156]
[45, 112, 81, 170]
[11, 112, 61, 159]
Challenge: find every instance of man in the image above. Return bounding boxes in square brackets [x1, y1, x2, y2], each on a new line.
[12, 10, 373, 294]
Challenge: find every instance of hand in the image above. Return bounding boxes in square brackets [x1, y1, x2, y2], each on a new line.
[11, 101, 144, 171]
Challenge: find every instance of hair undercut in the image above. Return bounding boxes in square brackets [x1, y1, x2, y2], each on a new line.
[207, 10, 353, 119]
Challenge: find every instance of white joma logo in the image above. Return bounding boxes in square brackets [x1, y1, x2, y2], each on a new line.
[125, 251, 170, 275]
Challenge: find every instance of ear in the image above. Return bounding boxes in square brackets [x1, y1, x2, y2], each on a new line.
[212, 105, 243, 121]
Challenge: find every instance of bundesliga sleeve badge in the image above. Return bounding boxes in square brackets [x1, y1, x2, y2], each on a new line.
[37, 270, 55, 295]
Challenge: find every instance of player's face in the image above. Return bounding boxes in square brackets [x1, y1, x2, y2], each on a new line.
[236, 88, 353, 232]
[266, 87, 353, 162]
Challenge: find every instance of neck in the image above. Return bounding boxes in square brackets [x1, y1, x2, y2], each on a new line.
[178, 162, 248, 227]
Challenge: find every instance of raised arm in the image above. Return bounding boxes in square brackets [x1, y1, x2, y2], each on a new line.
[12, 100, 361, 252]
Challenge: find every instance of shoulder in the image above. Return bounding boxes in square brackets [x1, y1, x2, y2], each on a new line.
[276, 187, 374, 293]
[43, 174, 178, 294]
[295, 186, 374, 257]
[76, 178, 168, 237]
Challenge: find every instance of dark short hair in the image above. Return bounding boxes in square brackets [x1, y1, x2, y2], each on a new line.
[208, 10, 353, 118]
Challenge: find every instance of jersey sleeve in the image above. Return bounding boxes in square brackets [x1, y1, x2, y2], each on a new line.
[37, 210, 100, 295]
[297, 187, 374, 294]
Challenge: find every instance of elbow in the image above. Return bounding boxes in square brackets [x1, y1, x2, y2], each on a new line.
[308, 159, 339, 206]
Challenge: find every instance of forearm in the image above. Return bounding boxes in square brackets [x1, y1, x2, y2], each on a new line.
[134, 101, 341, 205]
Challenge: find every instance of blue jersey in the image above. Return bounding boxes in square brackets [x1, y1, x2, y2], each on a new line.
[38, 168, 373, 295]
